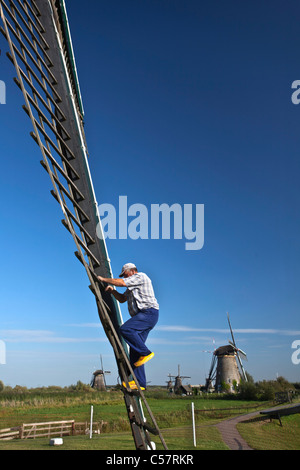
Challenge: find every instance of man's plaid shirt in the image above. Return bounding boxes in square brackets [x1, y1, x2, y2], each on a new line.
[124, 272, 159, 317]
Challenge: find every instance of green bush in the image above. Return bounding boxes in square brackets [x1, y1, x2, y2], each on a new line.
[237, 376, 295, 401]
[238, 381, 258, 400]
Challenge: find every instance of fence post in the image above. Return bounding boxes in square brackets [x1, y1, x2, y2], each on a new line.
[191, 402, 196, 447]
[90, 406, 94, 439]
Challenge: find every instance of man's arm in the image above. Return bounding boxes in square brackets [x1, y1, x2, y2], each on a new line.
[97, 275, 126, 287]
[97, 276, 127, 303]
[107, 287, 127, 303]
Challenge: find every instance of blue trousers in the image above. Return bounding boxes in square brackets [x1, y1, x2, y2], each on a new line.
[120, 308, 159, 388]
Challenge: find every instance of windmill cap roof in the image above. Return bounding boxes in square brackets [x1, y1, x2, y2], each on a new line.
[214, 345, 236, 356]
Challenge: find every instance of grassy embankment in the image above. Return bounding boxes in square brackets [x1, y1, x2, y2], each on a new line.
[0, 388, 299, 450]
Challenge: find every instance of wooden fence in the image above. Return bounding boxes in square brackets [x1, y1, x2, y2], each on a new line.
[0, 420, 103, 441]
[0, 426, 21, 441]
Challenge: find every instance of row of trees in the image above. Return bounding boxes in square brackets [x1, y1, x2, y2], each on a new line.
[1, 377, 299, 400]
[0, 380, 95, 395]
[233, 376, 299, 400]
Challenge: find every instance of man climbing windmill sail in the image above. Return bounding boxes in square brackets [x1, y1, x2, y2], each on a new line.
[97, 263, 159, 390]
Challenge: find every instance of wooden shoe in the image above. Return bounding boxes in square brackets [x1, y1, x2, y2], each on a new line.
[134, 352, 154, 368]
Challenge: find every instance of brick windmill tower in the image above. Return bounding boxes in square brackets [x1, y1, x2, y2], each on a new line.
[90, 355, 111, 391]
[205, 314, 248, 393]
[170, 365, 193, 396]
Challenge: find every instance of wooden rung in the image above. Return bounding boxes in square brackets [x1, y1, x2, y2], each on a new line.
[74, 251, 99, 272]
[13, 0, 49, 50]
[23, 91, 71, 142]
[1, 8, 57, 84]
[13, 74, 66, 123]
[143, 422, 159, 435]
[48, 192, 94, 245]
[28, 113, 76, 162]
[49, 185, 89, 225]
[61, 219, 100, 268]
[36, 148, 84, 201]
[2, 38, 61, 103]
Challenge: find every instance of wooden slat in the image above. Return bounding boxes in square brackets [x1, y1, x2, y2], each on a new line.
[0, 430, 20, 438]
[20, 85, 71, 141]
[0, 5, 57, 83]
[14, 0, 48, 47]
[58, 202, 95, 245]
[1, 35, 62, 102]
[27, 110, 77, 163]
[30, 133, 85, 201]
[49, 187, 89, 225]
[61, 219, 100, 268]
[22, 420, 74, 428]
[23, 0, 42, 23]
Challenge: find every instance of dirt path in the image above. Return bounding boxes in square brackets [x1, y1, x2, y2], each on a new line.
[216, 411, 260, 450]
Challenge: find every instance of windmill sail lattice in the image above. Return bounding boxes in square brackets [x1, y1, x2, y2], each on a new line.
[0, 0, 167, 450]
[227, 312, 248, 382]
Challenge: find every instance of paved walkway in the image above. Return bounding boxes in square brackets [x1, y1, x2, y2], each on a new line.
[216, 402, 300, 450]
[216, 411, 260, 450]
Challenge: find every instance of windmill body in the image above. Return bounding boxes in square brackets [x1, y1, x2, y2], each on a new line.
[91, 370, 107, 391]
[214, 345, 241, 392]
[91, 356, 111, 391]
[169, 365, 193, 396]
[204, 314, 248, 393]
[166, 374, 174, 393]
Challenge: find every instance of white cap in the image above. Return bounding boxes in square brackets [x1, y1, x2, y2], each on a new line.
[119, 263, 137, 277]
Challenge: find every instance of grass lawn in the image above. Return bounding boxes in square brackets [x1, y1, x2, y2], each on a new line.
[0, 425, 228, 450]
[1, 389, 299, 450]
[0, 391, 263, 432]
[0, 391, 245, 450]
[237, 413, 300, 450]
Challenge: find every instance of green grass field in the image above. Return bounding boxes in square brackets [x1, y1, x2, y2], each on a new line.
[0, 389, 299, 450]
[0, 426, 228, 451]
[237, 413, 300, 450]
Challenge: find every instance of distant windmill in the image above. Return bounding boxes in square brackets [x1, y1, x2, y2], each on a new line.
[90, 355, 111, 391]
[169, 365, 192, 396]
[166, 373, 174, 393]
[204, 313, 248, 393]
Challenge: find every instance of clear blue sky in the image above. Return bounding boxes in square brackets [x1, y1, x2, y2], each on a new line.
[0, 0, 299, 388]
